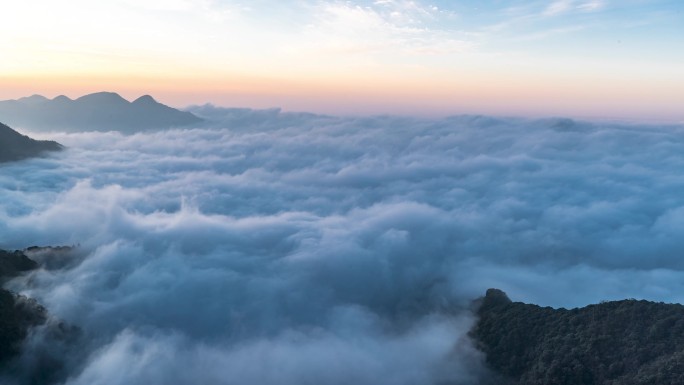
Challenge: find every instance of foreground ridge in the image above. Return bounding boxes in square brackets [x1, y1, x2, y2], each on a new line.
[471, 289, 684, 385]
[0, 247, 80, 384]
[0, 122, 62, 163]
[0, 249, 46, 362]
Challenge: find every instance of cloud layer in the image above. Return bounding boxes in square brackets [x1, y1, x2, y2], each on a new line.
[2, 110, 684, 383]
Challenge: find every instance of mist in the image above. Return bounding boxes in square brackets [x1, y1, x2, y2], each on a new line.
[2, 109, 684, 384]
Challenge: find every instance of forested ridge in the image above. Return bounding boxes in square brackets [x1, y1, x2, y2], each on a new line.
[0, 250, 46, 362]
[472, 289, 684, 384]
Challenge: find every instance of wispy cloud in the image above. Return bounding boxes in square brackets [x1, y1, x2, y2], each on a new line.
[578, 0, 605, 12]
[543, 0, 605, 16]
[290, 1, 473, 57]
[543, 0, 574, 16]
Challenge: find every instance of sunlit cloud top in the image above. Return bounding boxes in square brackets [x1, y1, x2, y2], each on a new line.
[1, 0, 683, 120]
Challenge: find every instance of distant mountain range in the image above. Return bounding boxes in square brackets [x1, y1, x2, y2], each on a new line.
[472, 289, 684, 384]
[0, 92, 202, 133]
[0, 122, 62, 163]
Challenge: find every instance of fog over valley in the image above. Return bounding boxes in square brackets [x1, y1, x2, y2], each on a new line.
[2, 108, 684, 384]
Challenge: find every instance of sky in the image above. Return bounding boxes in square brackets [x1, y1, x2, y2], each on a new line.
[1, 0, 683, 120]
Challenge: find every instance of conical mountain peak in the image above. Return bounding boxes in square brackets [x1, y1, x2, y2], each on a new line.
[133, 95, 157, 104]
[52, 95, 72, 102]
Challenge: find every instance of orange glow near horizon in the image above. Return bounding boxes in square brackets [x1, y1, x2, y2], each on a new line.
[2, 69, 682, 123]
[1, 1, 683, 122]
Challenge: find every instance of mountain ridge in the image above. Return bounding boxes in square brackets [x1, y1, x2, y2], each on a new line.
[0, 92, 203, 133]
[0, 122, 62, 163]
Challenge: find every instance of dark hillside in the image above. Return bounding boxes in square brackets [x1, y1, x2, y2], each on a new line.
[0, 122, 62, 163]
[472, 289, 684, 384]
[0, 250, 45, 363]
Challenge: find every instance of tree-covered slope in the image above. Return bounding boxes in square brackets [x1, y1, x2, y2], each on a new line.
[471, 289, 684, 385]
[0, 250, 46, 363]
[0, 247, 80, 385]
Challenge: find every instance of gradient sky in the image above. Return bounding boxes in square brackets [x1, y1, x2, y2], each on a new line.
[1, 0, 683, 120]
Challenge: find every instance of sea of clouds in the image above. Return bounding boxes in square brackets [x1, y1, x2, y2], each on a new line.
[2, 108, 684, 384]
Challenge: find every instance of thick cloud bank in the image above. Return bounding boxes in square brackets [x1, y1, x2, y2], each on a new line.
[2, 109, 684, 383]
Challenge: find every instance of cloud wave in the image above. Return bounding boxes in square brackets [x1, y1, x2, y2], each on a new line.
[2, 110, 684, 383]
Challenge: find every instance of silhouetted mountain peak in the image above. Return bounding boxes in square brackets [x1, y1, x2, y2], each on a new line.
[75, 91, 128, 104]
[52, 95, 72, 103]
[17, 94, 48, 104]
[133, 95, 157, 105]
